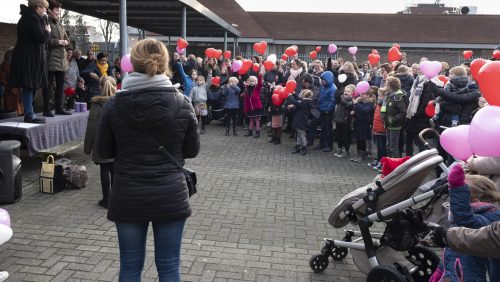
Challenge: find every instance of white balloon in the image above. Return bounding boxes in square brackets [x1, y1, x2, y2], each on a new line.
[0, 225, 12, 245]
[338, 74, 347, 83]
[267, 54, 277, 64]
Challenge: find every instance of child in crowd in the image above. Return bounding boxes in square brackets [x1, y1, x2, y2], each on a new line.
[268, 93, 283, 145]
[369, 87, 386, 171]
[350, 89, 374, 162]
[221, 77, 240, 136]
[75, 77, 86, 103]
[333, 84, 355, 158]
[428, 165, 500, 282]
[288, 89, 313, 155]
[189, 75, 209, 134]
[243, 70, 264, 138]
[432, 66, 469, 127]
[84, 76, 117, 208]
[380, 76, 406, 158]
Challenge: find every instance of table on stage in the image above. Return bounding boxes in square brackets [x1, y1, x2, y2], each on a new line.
[0, 111, 89, 156]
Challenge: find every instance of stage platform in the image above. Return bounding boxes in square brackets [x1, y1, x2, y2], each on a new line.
[0, 111, 89, 156]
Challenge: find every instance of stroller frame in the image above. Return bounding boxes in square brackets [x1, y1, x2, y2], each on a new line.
[311, 129, 449, 281]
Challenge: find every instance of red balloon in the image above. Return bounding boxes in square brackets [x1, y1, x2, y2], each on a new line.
[223, 50, 231, 59]
[263, 60, 274, 71]
[388, 47, 402, 62]
[205, 48, 216, 58]
[252, 63, 260, 73]
[392, 43, 401, 50]
[64, 87, 75, 96]
[253, 41, 268, 55]
[477, 61, 500, 106]
[309, 51, 317, 59]
[211, 76, 221, 86]
[425, 100, 435, 117]
[315, 46, 321, 53]
[214, 49, 223, 59]
[272, 94, 283, 106]
[438, 75, 449, 85]
[285, 80, 297, 94]
[470, 58, 489, 80]
[463, 50, 473, 60]
[177, 38, 188, 49]
[238, 59, 253, 75]
[281, 54, 288, 61]
[368, 53, 380, 65]
[494, 50, 500, 60]
[285, 46, 297, 57]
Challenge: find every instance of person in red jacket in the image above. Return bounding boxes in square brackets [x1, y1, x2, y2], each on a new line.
[243, 66, 265, 138]
[369, 86, 386, 171]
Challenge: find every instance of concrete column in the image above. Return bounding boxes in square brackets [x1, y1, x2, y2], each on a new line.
[224, 31, 228, 52]
[119, 0, 128, 75]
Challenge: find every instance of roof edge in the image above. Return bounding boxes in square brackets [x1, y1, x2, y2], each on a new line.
[180, 0, 241, 37]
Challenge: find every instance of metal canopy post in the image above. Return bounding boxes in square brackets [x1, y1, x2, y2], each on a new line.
[181, 5, 187, 53]
[224, 30, 227, 52]
[233, 37, 236, 57]
[119, 0, 128, 75]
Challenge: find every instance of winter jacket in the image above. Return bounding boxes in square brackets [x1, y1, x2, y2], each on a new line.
[372, 100, 385, 134]
[64, 58, 79, 89]
[288, 95, 311, 131]
[439, 185, 500, 282]
[221, 84, 240, 110]
[335, 72, 358, 105]
[406, 79, 438, 134]
[9, 4, 50, 89]
[467, 157, 500, 191]
[434, 78, 480, 126]
[333, 95, 353, 124]
[175, 62, 192, 96]
[448, 221, 500, 258]
[319, 71, 337, 112]
[395, 73, 414, 96]
[95, 82, 200, 223]
[189, 84, 208, 105]
[353, 98, 374, 141]
[47, 17, 69, 72]
[84, 97, 114, 163]
[243, 74, 263, 113]
[81, 61, 112, 98]
[382, 90, 407, 130]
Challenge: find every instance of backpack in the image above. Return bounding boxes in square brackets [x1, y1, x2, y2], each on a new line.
[63, 165, 88, 189]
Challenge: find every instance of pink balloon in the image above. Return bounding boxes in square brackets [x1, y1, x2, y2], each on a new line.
[469, 106, 500, 157]
[0, 209, 10, 227]
[348, 46, 358, 56]
[232, 60, 243, 72]
[328, 43, 337, 54]
[419, 61, 442, 79]
[176, 47, 185, 55]
[120, 54, 133, 73]
[355, 81, 370, 94]
[440, 125, 473, 161]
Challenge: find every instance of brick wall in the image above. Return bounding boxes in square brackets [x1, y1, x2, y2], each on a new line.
[0, 23, 17, 63]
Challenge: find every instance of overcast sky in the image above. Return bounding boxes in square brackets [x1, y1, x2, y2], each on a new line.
[1, 0, 499, 24]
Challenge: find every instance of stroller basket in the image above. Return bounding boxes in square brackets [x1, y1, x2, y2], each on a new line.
[329, 149, 443, 228]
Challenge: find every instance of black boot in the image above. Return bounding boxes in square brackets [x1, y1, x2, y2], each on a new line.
[254, 130, 260, 138]
[233, 127, 237, 136]
[55, 107, 72, 115]
[292, 145, 301, 154]
[268, 136, 276, 143]
[300, 145, 307, 156]
[225, 128, 230, 136]
[273, 138, 281, 145]
[244, 129, 253, 137]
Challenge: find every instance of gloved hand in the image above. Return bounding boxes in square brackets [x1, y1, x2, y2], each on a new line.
[448, 164, 465, 188]
[419, 222, 448, 248]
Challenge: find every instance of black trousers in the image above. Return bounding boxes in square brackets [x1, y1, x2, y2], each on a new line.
[43, 71, 65, 111]
[99, 162, 114, 201]
[319, 111, 333, 148]
[357, 140, 367, 151]
[224, 109, 238, 129]
[306, 116, 320, 145]
[336, 122, 351, 151]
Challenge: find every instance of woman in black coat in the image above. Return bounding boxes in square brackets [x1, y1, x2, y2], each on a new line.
[95, 39, 200, 282]
[9, 0, 51, 123]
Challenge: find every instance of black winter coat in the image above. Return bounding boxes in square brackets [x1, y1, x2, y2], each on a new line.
[435, 81, 480, 126]
[407, 79, 438, 134]
[395, 73, 414, 96]
[335, 72, 358, 105]
[353, 100, 374, 141]
[96, 86, 200, 223]
[287, 95, 311, 130]
[9, 5, 50, 89]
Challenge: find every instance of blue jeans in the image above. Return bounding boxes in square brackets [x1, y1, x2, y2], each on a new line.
[386, 130, 401, 158]
[373, 134, 387, 162]
[115, 220, 186, 282]
[22, 88, 35, 119]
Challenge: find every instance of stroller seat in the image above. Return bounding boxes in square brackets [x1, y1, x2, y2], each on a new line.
[329, 149, 443, 228]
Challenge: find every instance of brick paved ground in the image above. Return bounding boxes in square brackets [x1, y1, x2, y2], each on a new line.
[0, 123, 381, 281]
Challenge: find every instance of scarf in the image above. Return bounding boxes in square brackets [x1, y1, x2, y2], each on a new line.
[96, 62, 109, 77]
[406, 75, 443, 119]
[121, 72, 174, 91]
[288, 67, 303, 81]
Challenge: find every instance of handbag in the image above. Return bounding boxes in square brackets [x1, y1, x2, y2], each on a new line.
[39, 155, 65, 194]
[143, 131, 197, 197]
[62, 164, 88, 189]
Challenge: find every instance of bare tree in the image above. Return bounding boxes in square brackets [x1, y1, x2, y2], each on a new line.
[99, 19, 118, 54]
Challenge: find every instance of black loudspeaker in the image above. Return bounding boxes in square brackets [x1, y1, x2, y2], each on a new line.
[0, 141, 22, 204]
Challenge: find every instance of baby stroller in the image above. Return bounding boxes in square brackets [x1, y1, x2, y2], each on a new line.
[310, 129, 451, 281]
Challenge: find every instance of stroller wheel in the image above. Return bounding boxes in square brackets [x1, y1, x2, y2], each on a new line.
[331, 247, 348, 261]
[309, 253, 329, 273]
[366, 266, 406, 282]
[407, 246, 440, 282]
